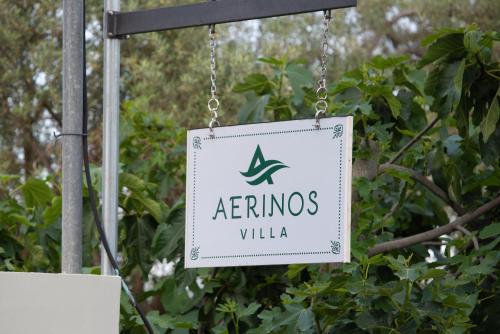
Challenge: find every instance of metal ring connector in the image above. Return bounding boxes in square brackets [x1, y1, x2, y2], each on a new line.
[315, 100, 328, 113]
[316, 86, 328, 100]
[208, 98, 220, 112]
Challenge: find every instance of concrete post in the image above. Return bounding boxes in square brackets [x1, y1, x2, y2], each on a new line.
[61, 0, 83, 273]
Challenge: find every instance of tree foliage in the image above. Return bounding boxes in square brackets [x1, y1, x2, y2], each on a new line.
[2, 0, 499, 176]
[1, 9, 500, 334]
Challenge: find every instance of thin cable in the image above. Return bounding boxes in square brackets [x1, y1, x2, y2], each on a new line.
[82, 2, 154, 333]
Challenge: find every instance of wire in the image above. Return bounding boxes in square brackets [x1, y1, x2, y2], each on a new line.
[82, 1, 154, 333]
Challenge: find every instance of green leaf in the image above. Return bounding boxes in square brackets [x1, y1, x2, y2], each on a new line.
[365, 84, 401, 118]
[122, 215, 156, 275]
[480, 93, 500, 142]
[396, 127, 417, 137]
[256, 303, 307, 333]
[463, 252, 498, 276]
[444, 135, 463, 157]
[238, 93, 270, 123]
[330, 77, 360, 95]
[463, 170, 500, 193]
[386, 255, 426, 282]
[152, 208, 184, 260]
[479, 223, 500, 239]
[421, 28, 464, 46]
[419, 268, 447, 280]
[384, 93, 401, 118]
[480, 237, 500, 252]
[287, 264, 308, 279]
[370, 55, 409, 70]
[120, 173, 146, 192]
[147, 311, 175, 330]
[4, 259, 16, 271]
[258, 57, 285, 66]
[239, 302, 261, 318]
[452, 60, 466, 98]
[141, 198, 163, 223]
[19, 178, 53, 208]
[173, 310, 199, 329]
[212, 324, 229, 334]
[384, 166, 414, 185]
[233, 74, 272, 94]
[42, 196, 62, 225]
[464, 26, 484, 53]
[402, 68, 426, 96]
[464, 30, 484, 53]
[9, 213, 32, 227]
[286, 64, 313, 88]
[427, 60, 465, 116]
[161, 278, 203, 315]
[296, 307, 314, 332]
[30, 245, 49, 267]
[217, 299, 238, 314]
[0, 174, 20, 183]
[355, 311, 377, 330]
[480, 125, 500, 164]
[419, 33, 465, 67]
[286, 64, 313, 104]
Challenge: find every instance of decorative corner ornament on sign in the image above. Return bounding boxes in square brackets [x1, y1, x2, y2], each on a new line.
[190, 246, 200, 261]
[330, 241, 341, 254]
[333, 124, 343, 139]
[193, 136, 202, 150]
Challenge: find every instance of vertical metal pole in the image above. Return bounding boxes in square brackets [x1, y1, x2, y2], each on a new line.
[62, 0, 83, 273]
[102, 0, 121, 276]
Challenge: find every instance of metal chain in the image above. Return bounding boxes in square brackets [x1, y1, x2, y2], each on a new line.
[314, 10, 331, 129]
[208, 25, 220, 137]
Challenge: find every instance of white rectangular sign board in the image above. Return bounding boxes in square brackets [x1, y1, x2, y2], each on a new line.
[0, 272, 121, 334]
[185, 117, 352, 268]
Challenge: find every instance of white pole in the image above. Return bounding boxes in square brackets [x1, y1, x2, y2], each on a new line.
[62, 0, 83, 274]
[102, 0, 121, 276]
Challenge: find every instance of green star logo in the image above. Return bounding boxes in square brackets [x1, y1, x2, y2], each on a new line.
[240, 145, 288, 186]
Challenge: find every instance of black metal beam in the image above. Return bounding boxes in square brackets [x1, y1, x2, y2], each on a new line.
[107, 0, 357, 38]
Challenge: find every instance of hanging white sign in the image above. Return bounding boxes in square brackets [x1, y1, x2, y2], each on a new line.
[185, 117, 353, 268]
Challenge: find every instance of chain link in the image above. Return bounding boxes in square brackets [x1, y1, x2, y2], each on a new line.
[315, 10, 332, 129]
[208, 25, 220, 136]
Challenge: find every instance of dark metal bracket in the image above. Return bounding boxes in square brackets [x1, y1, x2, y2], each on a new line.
[106, 0, 357, 39]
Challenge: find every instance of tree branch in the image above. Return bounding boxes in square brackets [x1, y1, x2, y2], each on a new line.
[368, 196, 500, 256]
[367, 10, 418, 55]
[387, 10, 419, 26]
[43, 101, 62, 128]
[379, 163, 465, 215]
[388, 117, 439, 164]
